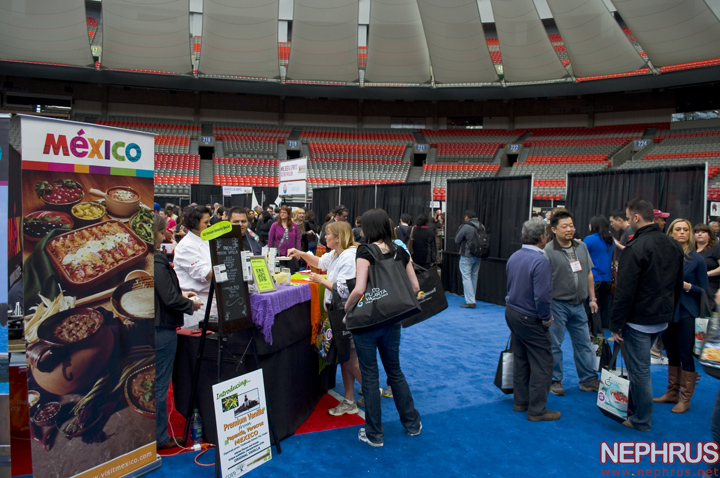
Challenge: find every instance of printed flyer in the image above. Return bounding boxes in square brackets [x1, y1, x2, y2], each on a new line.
[20, 116, 157, 478]
[212, 369, 272, 478]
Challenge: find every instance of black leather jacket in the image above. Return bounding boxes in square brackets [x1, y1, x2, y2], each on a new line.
[154, 252, 194, 329]
[609, 223, 684, 334]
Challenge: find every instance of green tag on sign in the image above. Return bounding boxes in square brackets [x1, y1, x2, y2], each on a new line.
[250, 257, 276, 293]
[201, 221, 232, 241]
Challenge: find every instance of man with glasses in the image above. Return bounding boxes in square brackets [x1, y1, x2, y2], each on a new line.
[544, 209, 600, 396]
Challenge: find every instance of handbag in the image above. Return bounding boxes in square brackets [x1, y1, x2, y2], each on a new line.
[328, 287, 351, 364]
[402, 264, 448, 328]
[494, 336, 513, 394]
[699, 310, 720, 380]
[345, 244, 421, 333]
[694, 291, 714, 356]
[597, 344, 630, 423]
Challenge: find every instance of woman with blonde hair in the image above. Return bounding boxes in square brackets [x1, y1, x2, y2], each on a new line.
[288, 220, 361, 416]
[655, 218, 709, 413]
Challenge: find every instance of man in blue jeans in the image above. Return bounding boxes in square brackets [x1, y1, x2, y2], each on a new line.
[455, 210, 483, 309]
[610, 199, 684, 432]
[545, 209, 600, 396]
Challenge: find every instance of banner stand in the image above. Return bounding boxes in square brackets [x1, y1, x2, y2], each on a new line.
[122, 456, 162, 478]
[182, 284, 283, 474]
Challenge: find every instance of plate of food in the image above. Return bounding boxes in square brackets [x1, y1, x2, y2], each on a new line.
[23, 211, 74, 242]
[44, 220, 148, 290]
[124, 364, 156, 419]
[35, 179, 84, 210]
[129, 207, 154, 245]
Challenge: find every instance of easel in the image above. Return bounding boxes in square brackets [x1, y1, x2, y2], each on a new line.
[182, 233, 282, 478]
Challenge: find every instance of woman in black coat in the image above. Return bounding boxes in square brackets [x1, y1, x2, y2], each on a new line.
[256, 211, 273, 246]
[154, 213, 201, 449]
[409, 213, 437, 270]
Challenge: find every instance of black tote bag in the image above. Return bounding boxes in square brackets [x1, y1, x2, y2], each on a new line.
[327, 287, 351, 364]
[345, 244, 421, 333]
[403, 264, 448, 328]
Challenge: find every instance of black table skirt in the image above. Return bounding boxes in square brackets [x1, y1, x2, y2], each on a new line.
[173, 301, 336, 445]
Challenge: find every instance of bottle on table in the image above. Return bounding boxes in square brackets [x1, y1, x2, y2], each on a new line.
[189, 408, 203, 446]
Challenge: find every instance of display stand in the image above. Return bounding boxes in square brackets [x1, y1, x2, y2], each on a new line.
[182, 228, 282, 475]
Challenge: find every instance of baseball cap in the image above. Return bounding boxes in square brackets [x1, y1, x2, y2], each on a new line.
[154, 202, 162, 211]
[653, 209, 669, 218]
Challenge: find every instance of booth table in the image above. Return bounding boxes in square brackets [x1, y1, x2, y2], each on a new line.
[172, 283, 336, 446]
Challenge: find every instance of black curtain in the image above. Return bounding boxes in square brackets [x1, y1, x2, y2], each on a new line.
[190, 185, 222, 206]
[376, 182, 432, 225]
[340, 185, 377, 225]
[253, 187, 278, 208]
[566, 165, 707, 235]
[227, 194, 253, 208]
[155, 196, 183, 209]
[443, 176, 533, 306]
[311, 187, 341, 221]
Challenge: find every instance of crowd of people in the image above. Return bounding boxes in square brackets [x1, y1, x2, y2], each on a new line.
[153, 198, 719, 458]
[506, 198, 718, 441]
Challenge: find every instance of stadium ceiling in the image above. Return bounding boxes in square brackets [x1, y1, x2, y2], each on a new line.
[1, 0, 720, 96]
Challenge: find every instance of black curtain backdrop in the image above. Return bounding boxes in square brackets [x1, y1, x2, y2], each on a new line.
[340, 185, 377, 225]
[227, 193, 253, 208]
[443, 176, 533, 305]
[376, 182, 432, 225]
[566, 165, 707, 235]
[254, 187, 278, 208]
[311, 187, 341, 220]
[155, 196, 183, 209]
[190, 185, 222, 206]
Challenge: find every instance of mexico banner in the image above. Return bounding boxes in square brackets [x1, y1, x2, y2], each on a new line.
[20, 116, 157, 478]
[1, 114, 10, 475]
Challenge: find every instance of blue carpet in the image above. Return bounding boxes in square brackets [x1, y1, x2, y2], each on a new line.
[143, 295, 720, 476]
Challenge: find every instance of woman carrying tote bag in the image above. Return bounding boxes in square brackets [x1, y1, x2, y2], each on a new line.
[344, 209, 422, 447]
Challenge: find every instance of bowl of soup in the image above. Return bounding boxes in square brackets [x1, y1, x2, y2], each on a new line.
[104, 187, 141, 217]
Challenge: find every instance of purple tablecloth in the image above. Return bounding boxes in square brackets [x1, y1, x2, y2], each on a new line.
[250, 283, 311, 344]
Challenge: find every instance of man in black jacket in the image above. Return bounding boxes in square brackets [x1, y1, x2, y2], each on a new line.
[609, 198, 684, 432]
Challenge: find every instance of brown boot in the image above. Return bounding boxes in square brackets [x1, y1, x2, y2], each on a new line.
[654, 366, 681, 403]
[671, 371, 700, 414]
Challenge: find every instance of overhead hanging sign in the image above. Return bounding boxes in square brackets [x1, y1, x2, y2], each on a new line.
[212, 369, 272, 477]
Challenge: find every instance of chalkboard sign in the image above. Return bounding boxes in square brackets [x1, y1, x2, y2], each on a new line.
[209, 225, 253, 335]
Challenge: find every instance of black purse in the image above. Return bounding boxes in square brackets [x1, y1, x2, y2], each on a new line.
[494, 336, 513, 394]
[402, 264, 448, 328]
[345, 244, 421, 333]
[327, 286, 351, 364]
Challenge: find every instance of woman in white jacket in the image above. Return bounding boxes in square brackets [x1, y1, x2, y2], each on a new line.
[289, 220, 360, 416]
[173, 205, 217, 327]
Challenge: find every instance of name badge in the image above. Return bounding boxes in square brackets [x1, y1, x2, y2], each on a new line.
[570, 260, 582, 273]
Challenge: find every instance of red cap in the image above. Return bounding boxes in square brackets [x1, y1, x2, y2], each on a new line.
[654, 209, 670, 218]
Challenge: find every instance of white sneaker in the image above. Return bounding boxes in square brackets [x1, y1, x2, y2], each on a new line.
[358, 428, 383, 447]
[328, 399, 359, 416]
[650, 356, 669, 365]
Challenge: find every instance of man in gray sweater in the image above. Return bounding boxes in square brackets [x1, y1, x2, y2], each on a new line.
[545, 209, 600, 396]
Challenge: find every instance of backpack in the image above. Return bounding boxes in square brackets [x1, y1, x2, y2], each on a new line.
[466, 222, 490, 258]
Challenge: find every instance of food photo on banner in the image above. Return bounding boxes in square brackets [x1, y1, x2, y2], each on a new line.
[19, 116, 157, 478]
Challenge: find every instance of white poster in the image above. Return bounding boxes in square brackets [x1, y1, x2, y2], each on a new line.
[223, 186, 253, 197]
[278, 158, 307, 182]
[278, 180, 306, 196]
[212, 369, 272, 478]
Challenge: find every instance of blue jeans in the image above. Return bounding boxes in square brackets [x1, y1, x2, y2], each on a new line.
[549, 300, 598, 384]
[155, 327, 178, 446]
[353, 324, 421, 444]
[622, 324, 660, 432]
[459, 255, 481, 305]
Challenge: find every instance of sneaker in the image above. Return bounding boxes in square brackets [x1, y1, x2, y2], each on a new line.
[382, 386, 393, 398]
[550, 381, 565, 396]
[527, 410, 561, 422]
[651, 356, 669, 365]
[358, 428, 383, 447]
[579, 379, 600, 392]
[407, 422, 422, 437]
[328, 399, 359, 416]
[357, 397, 364, 408]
